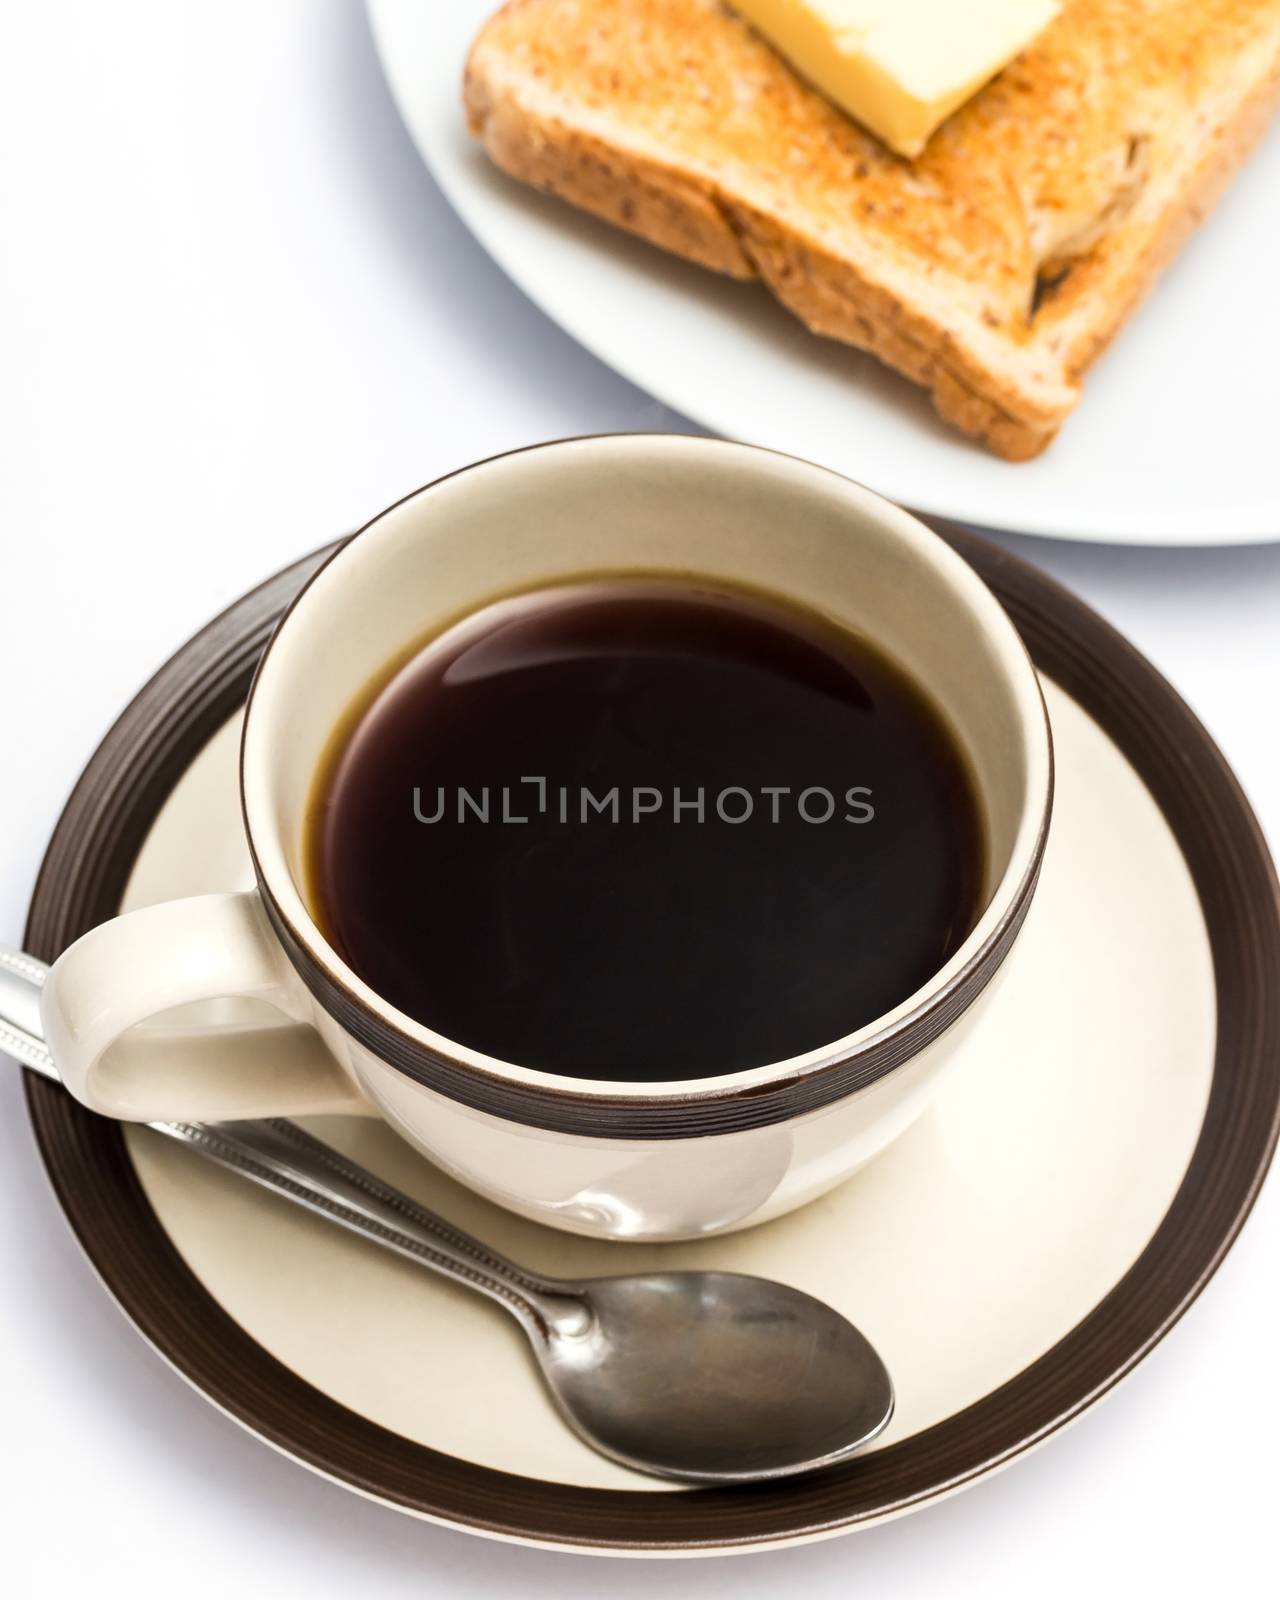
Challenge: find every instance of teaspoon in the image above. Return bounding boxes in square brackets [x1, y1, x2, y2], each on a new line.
[0, 945, 893, 1483]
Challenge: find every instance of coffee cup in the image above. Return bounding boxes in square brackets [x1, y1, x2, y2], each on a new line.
[41, 436, 1052, 1240]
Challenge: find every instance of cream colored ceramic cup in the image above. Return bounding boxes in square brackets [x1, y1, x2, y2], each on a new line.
[42, 437, 1052, 1240]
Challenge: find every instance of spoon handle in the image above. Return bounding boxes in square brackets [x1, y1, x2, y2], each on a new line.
[1, 946, 577, 1336]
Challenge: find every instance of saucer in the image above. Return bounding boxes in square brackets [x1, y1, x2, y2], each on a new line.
[22, 531, 1280, 1555]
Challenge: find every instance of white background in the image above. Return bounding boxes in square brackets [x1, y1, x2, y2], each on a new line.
[0, 2, 1277, 1593]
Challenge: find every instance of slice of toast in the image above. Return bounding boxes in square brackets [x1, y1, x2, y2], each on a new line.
[465, 0, 1280, 459]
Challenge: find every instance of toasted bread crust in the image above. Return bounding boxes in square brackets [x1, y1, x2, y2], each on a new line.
[467, 54, 1058, 459]
[465, 1, 1280, 459]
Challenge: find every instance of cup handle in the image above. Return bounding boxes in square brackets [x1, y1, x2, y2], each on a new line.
[39, 891, 368, 1122]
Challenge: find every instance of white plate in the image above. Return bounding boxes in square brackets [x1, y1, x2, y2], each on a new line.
[366, 0, 1280, 545]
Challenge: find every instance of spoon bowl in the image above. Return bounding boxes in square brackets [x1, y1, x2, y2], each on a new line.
[536, 1271, 894, 1482]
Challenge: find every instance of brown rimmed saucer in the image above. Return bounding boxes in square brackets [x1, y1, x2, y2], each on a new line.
[21, 528, 1280, 1555]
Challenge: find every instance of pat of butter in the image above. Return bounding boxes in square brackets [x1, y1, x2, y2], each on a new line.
[729, 0, 1062, 157]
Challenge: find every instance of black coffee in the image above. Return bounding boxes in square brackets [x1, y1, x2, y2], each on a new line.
[308, 580, 984, 1082]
